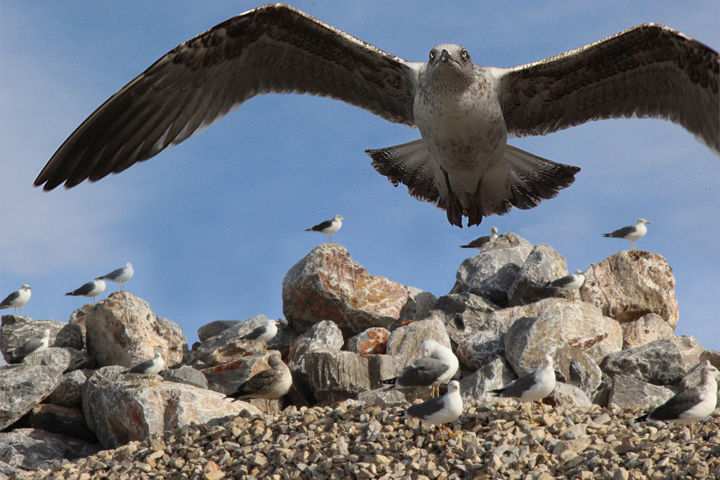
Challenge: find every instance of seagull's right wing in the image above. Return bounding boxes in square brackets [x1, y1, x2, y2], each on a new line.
[0, 291, 20, 307]
[36, 4, 421, 190]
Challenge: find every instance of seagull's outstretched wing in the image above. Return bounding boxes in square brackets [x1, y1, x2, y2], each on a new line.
[494, 23, 719, 153]
[35, 3, 420, 190]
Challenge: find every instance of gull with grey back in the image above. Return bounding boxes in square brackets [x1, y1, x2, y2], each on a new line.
[0, 284, 32, 315]
[490, 354, 556, 421]
[305, 215, 346, 242]
[34, 4, 719, 227]
[65, 279, 106, 304]
[97, 262, 134, 291]
[12, 329, 51, 362]
[382, 340, 459, 397]
[602, 219, 650, 250]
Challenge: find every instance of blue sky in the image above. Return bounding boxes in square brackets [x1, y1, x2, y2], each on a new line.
[1, 1, 718, 352]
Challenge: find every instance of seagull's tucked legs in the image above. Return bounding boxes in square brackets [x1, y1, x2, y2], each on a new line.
[442, 169, 463, 227]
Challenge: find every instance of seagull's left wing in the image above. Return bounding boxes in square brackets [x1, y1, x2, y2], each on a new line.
[493, 24, 719, 153]
[35, 4, 421, 190]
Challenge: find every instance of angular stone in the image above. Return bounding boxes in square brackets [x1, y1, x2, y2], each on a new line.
[609, 375, 675, 408]
[508, 244, 572, 306]
[621, 313, 674, 350]
[0, 428, 99, 471]
[83, 366, 260, 448]
[550, 382, 593, 407]
[282, 244, 409, 336]
[455, 313, 515, 371]
[84, 292, 186, 368]
[554, 349, 602, 396]
[288, 320, 344, 365]
[0, 364, 62, 430]
[192, 315, 284, 366]
[23, 404, 98, 444]
[580, 251, 678, 326]
[428, 292, 499, 347]
[700, 349, 720, 370]
[450, 233, 533, 307]
[202, 352, 276, 395]
[197, 320, 241, 342]
[22, 347, 93, 373]
[0, 316, 83, 363]
[163, 365, 209, 390]
[303, 351, 400, 403]
[46, 369, 88, 407]
[352, 388, 408, 407]
[601, 336, 704, 385]
[459, 356, 517, 400]
[398, 287, 437, 323]
[386, 318, 450, 359]
[345, 327, 389, 355]
[503, 298, 623, 375]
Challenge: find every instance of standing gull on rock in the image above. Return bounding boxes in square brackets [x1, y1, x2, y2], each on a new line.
[602, 219, 649, 250]
[545, 270, 585, 291]
[0, 284, 32, 314]
[490, 354, 556, 422]
[229, 354, 293, 406]
[382, 340, 459, 397]
[33, 4, 719, 228]
[305, 215, 346, 242]
[97, 262, 134, 291]
[405, 380, 463, 444]
[635, 361, 718, 441]
[12, 328, 51, 361]
[460, 227, 499, 249]
[65, 279, 106, 304]
[241, 318, 279, 351]
[125, 352, 165, 387]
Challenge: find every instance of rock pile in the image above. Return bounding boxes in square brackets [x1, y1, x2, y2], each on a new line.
[1, 233, 717, 478]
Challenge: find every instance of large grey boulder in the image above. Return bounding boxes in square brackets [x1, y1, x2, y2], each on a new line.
[21, 347, 93, 373]
[83, 366, 259, 448]
[581, 250, 678, 326]
[303, 351, 400, 403]
[398, 286, 437, 323]
[451, 233, 533, 307]
[386, 317, 450, 359]
[197, 320, 240, 342]
[460, 356, 517, 400]
[503, 298, 623, 375]
[163, 365, 209, 390]
[454, 313, 515, 371]
[429, 292, 499, 347]
[0, 364, 62, 430]
[46, 369, 89, 407]
[608, 375, 675, 408]
[0, 428, 99, 472]
[508, 244, 572, 306]
[0, 316, 83, 363]
[621, 313, 674, 350]
[85, 292, 186, 368]
[549, 382, 593, 407]
[22, 404, 98, 444]
[282, 244, 409, 336]
[601, 336, 704, 386]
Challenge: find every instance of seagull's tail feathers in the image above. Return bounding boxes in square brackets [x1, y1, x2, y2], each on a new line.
[635, 413, 649, 423]
[488, 388, 505, 397]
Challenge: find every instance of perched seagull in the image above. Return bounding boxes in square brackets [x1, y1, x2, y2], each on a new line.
[602, 218, 650, 250]
[636, 361, 718, 441]
[490, 354, 556, 422]
[305, 215, 346, 242]
[229, 354, 293, 401]
[460, 227, 499, 249]
[545, 270, 585, 290]
[125, 352, 165, 375]
[97, 262, 134, 291]
[0, 284, 32, 315]
[405, 380, 463, 444]
[33, 4, 719, 228]
[242, 318, 280, 351]
[383, 340, 459, 397]
[12, 328, 51, 361]
[65, 279, 106, 304]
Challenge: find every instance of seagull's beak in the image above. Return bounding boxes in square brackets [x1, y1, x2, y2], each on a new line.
[440, 49, 450, 62]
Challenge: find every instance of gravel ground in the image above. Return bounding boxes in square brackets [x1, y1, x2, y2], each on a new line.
[21, 400, 720, 480]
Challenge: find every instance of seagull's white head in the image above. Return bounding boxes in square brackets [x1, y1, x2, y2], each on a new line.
[637, 218, 650, 225]
[701, 360, 719, 381]
[447, 380, 460, 394]
[333, 215, 346, 222]
[21, 284, 31, 291]
[125, 262, 133, 268]
[491, 227, 499, 235]
[427, 44, 475, 80]
[421, 339, 441, 357]
[542, 354, 554, 367]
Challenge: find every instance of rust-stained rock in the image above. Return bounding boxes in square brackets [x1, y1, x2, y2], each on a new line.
[621, 313, 675, 350]
[580, 250, 678, 326]
[83, 366, 260, 448]
[282, 244, 409, 336]
[84, 292, 186, 369]
[503, 298, 623, 376]
[386, 317, 450, 359]
[202, 352, 276, 396]
[345, 327, 389, 355]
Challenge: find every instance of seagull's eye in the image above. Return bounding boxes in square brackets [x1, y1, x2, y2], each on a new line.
[460, 50, 469, 61]
[429, 50, 435, 60]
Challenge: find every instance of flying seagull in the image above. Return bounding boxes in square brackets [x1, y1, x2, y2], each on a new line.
[460, 227, 499, 249]
[490, 354, 556, 422]
[125, 352, 165, 375]
[242, 318, 280, 351]
[0, 284, 32, 315]
[65, 279, 106, 304]
[305, 215, 345, 242]
[382, 340, 459, 397]
[405, 380, 463, 444]
[97, 262, 134, 291]
[12, 328, 51, 361]
[602, 218, 650, 250]
[545, 270, 585, 290]
[229, 354, 293, 402]
[635, 361, 718, 441]
[33, 4, 719, 228]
